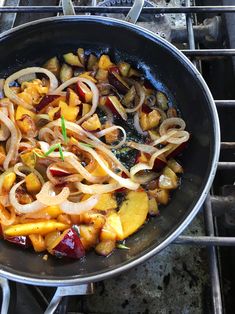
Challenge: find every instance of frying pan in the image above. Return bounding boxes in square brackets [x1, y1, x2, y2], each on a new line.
[0, 0, 220, 311]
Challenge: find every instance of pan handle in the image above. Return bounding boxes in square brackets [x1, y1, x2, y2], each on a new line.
[44, 283, 94, 314]
[61, 0, 144, 24]
[125, 0, 145, 24]
[0, 278, 10, 314]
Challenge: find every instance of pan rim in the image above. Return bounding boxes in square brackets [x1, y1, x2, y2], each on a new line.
[0, 15, 220, 286]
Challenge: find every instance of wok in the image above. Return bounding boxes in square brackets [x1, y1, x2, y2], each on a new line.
[0, 11, 220, 288]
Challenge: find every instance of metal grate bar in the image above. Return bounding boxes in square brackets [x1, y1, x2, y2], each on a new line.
[175, 236, 235, 246]
[215, 100, 235, 107]
[204, 196, 223, 314]
[0, 6, 235, 14]
[218, 162, 235, 170]
[183, 49, 235, 56]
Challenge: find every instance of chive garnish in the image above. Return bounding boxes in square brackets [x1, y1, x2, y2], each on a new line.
[116, 244, 130, 250]
[61, 115, 68, 143]
[44, 143, 64, 161]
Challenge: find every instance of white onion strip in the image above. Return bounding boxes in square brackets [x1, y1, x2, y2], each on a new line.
[36, 181, 70, 206]
[130, 145, 173, 182]
[76, 182, 121, 194]
[65, 156, 105, 184]
[127, 141, 157, 154]
[133, 111, 147, 136]
[94, 125, 126, 149]
[41, 120, 130, 176]
[126, 82, 145, 113]
[0, 111, 19, 170]
[75, 142, 139, 190]
[159, 117, 186, 136]
[9, 180, 46, 214]
[4, 67, 58, 109]
[60, 195, 99, 215]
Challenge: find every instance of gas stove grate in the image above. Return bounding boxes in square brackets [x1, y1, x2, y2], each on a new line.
[1, 1, 235, 313]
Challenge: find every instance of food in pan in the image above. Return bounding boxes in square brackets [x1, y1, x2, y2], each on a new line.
[0, 49, 189, 259]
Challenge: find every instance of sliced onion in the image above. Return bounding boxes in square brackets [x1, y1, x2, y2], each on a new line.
[130, 145, 173, 182]
[53, 77, 99, 124]
[127, 141, 157, 154]
[126, 82, 145, 113]
[42, 120, 130, 176]
[38, 141, 74, 158]
[94, 125, 126, 149]
[60, 195, 99, 215]
[36, 181, 70, 206]
[65, 156, 105, 184]
[133, 111, 147, 136]
[75, 142, 139, 190]
[159, 117, 186, 136]
[9, 180, 46, 214]
[167, 130, 190, 144]
[0, 107, 10, 140]
[17, 73, 36, 85]
[151, 130, 178, 146]
[76, 182, 121, 194]
[13, 162, 26, 178]
[4, 67, 58, 109]
[0, 205, 16, 226]
[0, 111, 19, 170]
[132, 171, 159, 184]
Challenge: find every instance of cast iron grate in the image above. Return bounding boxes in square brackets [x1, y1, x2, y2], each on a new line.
[1, 1, 235, 313]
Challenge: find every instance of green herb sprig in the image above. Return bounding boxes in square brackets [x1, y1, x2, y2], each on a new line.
[61, 115, 68, 143]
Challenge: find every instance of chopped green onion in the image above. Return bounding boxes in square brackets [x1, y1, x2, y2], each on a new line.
[61, 115, 68, 143]
[44, 143, 64, 161]
[116, 244, 130, 250]
[58, 145, 64, 161]
[79, 142, 94, 148]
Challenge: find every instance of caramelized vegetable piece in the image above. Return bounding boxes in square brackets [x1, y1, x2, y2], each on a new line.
[128, 68, 141, 78]
[37, 206, 63, 218]
[118, 62, 131, 77]
[140, 110, 161, 131]
[6, 235, 31, 248]
[60, 63, 73, 83]
[43, 57, 61, 77]
[167, 107, 177, 118]
[149, 188, 169, 205]
[148, 198, 159, 216]
[45, 230, 61, 251]
[156, 91, 168, 110]
[50, 227, 85, 259]
[82, 193, 117, 212]
[148, 129, 160, 141]
[82, 103, 91, 116]
[95, 240, 115, 256]
[63, 53, 83, 67]
[2, 172, 16, 192]
[158, 166, 178, 190]
[58, 101, 79, 122]
[122, 85, 136, 107]
[104, 121, 119, 144]
[87, 54, 98, 71]
[80, 224, 99, 249]
[118, 191, 149, 240]
[15, 105, 35, 120]
[25, 173, 41, 194]
[81, 113, 101, 131]
[153, 156, 167, 172]
[35, 95, 61, 113]
[98, 55, 113, 70]
[167, 158, 183, 174]
[29, 234, 46, 252]
[108, 69, 129, 94]
[95, 69, 108, 81]
[77, 81, 92, 103]
[17, 114, 36, 135]
[4, 220, 69, 236]
[66, 88, 81, 107]
[77, 48, 85, 66]
[105, 212, 123, 240]
[0, 145, 6, 166]
[106, 96, 127, 120]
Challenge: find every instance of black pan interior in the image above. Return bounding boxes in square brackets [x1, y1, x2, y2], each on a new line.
[0, 17, 217, 282]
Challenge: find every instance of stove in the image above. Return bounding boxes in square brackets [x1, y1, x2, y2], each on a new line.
[0, 1, 235, 313]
